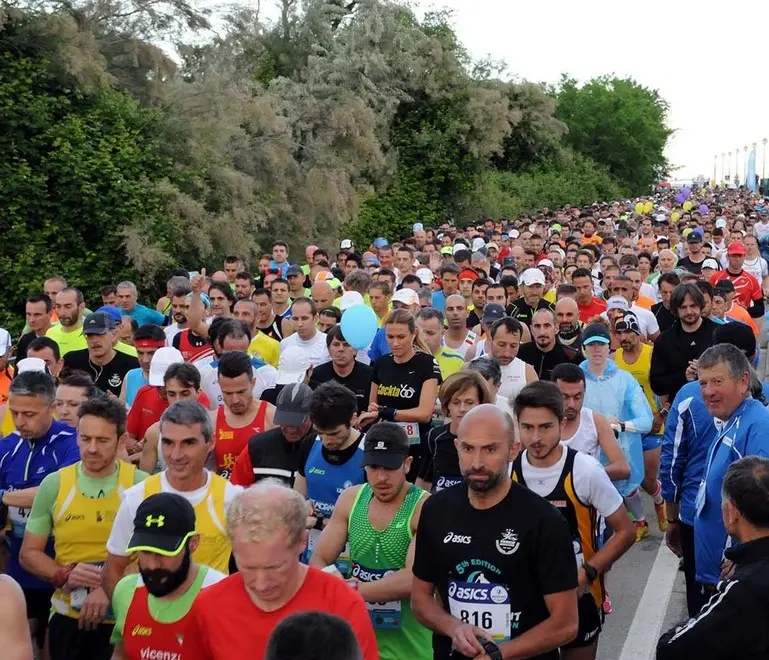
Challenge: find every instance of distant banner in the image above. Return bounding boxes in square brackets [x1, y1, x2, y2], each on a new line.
[748, 147, 757, 192]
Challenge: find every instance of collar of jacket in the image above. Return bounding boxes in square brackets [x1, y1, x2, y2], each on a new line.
[725, 535, 769, 565]
[581, 358, 618, 382]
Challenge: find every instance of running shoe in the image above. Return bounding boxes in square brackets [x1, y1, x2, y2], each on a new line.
[655, 501, 669, 532]
[603, 591, 613, 615]
[634, 519, 649, 542]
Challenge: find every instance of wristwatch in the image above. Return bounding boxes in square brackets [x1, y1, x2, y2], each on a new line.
[481, 640, 503, 660]
[582, 561, 599, 584]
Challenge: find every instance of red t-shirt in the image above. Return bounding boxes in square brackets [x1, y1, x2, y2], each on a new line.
[126, 386, 211, 439]
[578, 297, 608, 324]
[709, 269, 762, 309]
[182, 568, 379, 660]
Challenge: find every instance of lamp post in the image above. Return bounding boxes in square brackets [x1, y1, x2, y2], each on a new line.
[728, 151, 732, 179]
[763, 138, 767, 180]
[744, 145, 749, 183]
[737, 148, 741, 182]
[721, 152, 726, 184]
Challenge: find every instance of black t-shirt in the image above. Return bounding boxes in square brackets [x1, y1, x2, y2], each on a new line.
[247, 426, 315, 487]
[309, 361, 372, 414]
[413, 481, 577, 660]
[372, 351, 441, 457]
[15, 331, 37, 362]
[417, 423, 462, 491]
[509, 297, 554, 328]
[260, 384, 285, 405]
[466, 309, 482, 329]
[517, 341, 582, 381]
[678, 256, 705, 275]
[652, 302, 677, 333]
[62, 349, 140, 396]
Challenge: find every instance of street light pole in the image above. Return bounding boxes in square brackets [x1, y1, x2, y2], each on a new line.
[744, 145, 749, 183]
[763, 138, 767, 180]
[728, 151, 732, 179]
[714, 154, 717, 186]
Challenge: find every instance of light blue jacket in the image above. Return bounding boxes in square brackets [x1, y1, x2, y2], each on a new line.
[694, 397, 769, 585]
[581, 359, 653, 496]
[660, 381, 714, 526]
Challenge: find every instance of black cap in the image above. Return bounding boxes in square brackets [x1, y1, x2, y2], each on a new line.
[126, 493, 196, 556]
[614, 312, 641, 335]
[274, 383, 313, 426]
[286, 264, 303, 277]
[361, 422, 410, 469]
[686, 232, 703, 243]
[501, 256, 516, 268]
[582, 323, 611, 346]
[481, 304, 506, 324]
[82, 312, 115, 336]
[714, 279, 736, 294]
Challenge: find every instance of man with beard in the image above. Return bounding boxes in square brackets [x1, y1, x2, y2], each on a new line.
[509, 268, 554, 327]
[232, 298, 280, 368]
[164, 287, 191, 344]
[109, 493, 227, 660]
[555, 297, 583, 351]
[518, 309, 581, 380]
[442, 295, 478, 359]
[512, 382, 634, 660]
[411, 405, 578, 660]
[650, 272, 680, 334]
[46, 288, 88, 357]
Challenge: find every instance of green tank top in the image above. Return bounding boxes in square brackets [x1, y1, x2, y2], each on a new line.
[348, 483, 431, 660]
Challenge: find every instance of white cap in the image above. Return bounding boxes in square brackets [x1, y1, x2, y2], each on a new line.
[16, 357, 47, 374]
[276, 346, 312, 385]
[452, 243, 467, 255]
[537, 258, 554, 270]
[413, 222, 424, 233]
[339, 291, 364, 311]
[715, 218, 728, 229]
[0, 328, 10, 356]
[702, 258, 719, 270]
[415, 268, 434, 285]
[340, 239, 354, 250]
[509, 229, 520, 239]
[607, 296, 630, 312]
[519, 268, 546, 286]
[392, 288, 419, 306]
[471, 237, 486, 252]
[149, 347, 184, 386]
[486, 242, 499, 252]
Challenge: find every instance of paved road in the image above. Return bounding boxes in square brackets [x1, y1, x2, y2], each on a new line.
[597, 498, 689, 660]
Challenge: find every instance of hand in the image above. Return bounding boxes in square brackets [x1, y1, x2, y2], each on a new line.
[720, 559, 735, 580]
[191, 267, 206, 294]
[651, 411, 664, 435]
[685, 360, 698, 382]
[78, 587, 109, 631]
[665, 523, 682, 558]
[356, 411, 379, 429]
[577, 567, 588, 593]
[429, 252, 442, 272]
[67, 563, 102, 590]
[450, 622, 489, 658]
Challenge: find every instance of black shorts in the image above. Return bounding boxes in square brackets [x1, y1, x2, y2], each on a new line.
[21, 586, 53, 648]
[48, 612, 114, 660]
[563, 594, 603, 649]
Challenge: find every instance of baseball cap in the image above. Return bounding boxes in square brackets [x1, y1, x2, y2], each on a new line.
[274, 382, 313, 426]
[702, 258, 720, 271]
[713, 279, 736, 295]
[392, 288, 419, 306]
[715, 218, 728, 229]
[501, 256, 516, 269]
[16, 357, 47, 374]
[519, 268, 546, 286]
[606, 296, 630, 312]
[686, 232, 703, 243]
[340, 239, 354, 250]
[413, 223, 424, 233]
[486, 242, 499, 252]
[0, 328, 10, 356]
[339, 291, 364, 311]
[415, 268, 434, 285]
[126, 493, 196, 556]
[83, 312, 115, 336]
[149, 347, 184, 386]
[373, 237, 388, 249]
[276, 346, 312, 385]
[481, 304, 506, 324]
[452, 244, 466, 256]
[727, 241, 746, 255]
[550, 223, 563, 234]
[96, 306, 122, 325]
[537, 259, 554, 270]
[286, 264, 303, 277]
[458, 268, 480, 282]
[440, 246, 453, 255]
[361, 423, 410, 469]
[614, 312, 640, 335]
[509, 229, 520, 239]
[582, 323, 611, 346]
[471, 237, 486, 252]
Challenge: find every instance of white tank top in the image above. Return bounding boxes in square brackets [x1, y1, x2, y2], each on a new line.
[475, 338, 491, 358]
[498, 357, 526, 401]
[444, 330, 477, 358]
[563, 407, 599, 459]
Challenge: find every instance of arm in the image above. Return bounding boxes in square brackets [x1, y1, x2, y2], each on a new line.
[102, 496, 138, 599]
[2, 488, 38, 508]
[622, 377, 653, 434]
[0, 577, 34, 660]
[229, 446, 254, 487]
[188, 270, 211, 339]
[650, 337, 673, 396]
[308, 487, 355, 569]
[101, 554, 132, 601]
[119, 376, 128, 407]
[263, 403, 276, 430]
[139, 424, 159, 474]
[660, 393, 689, 510]
[578, 505, 634, 591]
[524, 363, 538, 384]
[392, 378, 439, 424]
[293, 474, 308, 498]
[593, 411, 630, 481]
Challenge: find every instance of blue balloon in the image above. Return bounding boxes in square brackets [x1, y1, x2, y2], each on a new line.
[340, 304, 378, 350]
[682, 187, 692, 199]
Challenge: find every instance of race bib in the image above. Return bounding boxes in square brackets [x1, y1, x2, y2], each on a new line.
[350, 563, 402, 629]
[396, 421, 420, 446]
[307, 529, 351, 575]
[8, 505, 29, 538]
[448, 580, 511, 642]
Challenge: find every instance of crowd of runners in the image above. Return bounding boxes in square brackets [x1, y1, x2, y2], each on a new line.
[0, 186, 769, 660]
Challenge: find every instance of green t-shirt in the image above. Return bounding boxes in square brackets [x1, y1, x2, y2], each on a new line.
[26, 463, 149, 537]
[110, 565, 225, 646]
[45, 324, 137, 358]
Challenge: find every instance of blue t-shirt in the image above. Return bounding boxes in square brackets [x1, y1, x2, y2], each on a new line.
[122, 304, 165, 327]
[125, 368, 149, 408]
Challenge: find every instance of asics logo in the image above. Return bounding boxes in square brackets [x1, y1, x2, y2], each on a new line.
[444, 532, 472, 544]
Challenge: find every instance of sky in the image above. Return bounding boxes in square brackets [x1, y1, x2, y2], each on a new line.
[409, 0, 769, 181]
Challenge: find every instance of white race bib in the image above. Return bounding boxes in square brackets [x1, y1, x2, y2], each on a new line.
[396, 421, 420, 445]
[308, 529, 351, 574]
[448, 581, 511, 642]
[350, 563, 402, 629]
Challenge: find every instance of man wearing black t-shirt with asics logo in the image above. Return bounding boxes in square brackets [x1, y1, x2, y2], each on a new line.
[411, 404, 578, 660]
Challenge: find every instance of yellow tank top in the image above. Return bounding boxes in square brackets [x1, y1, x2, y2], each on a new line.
[51, 461, 137, 619]
[614, 344, 662, 433]
[143, 472, 231, 573]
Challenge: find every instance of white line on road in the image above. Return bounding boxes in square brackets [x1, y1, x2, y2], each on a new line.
[618, 542, 681, 660]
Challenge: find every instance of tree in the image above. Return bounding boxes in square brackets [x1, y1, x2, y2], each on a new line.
[555, 75, 672, 195]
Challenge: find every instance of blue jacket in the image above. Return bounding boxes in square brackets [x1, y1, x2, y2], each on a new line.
[694, 398, 769, 585]
[581, 359, 653, 496]
[122, 303, 166, 327]
[431, 290, 447, 312]
[660, 381, 715, 526]
[0, 420, 79, 587]
[367, 327, 391, 363]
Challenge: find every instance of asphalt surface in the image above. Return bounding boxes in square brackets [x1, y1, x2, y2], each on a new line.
[597, 498, 689, 660]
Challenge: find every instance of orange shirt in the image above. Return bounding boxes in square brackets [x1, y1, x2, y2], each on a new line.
[635, 295, 655, 310]
[183, 569, 379, 660]
[724, 303, 759, 336]
[582, 235, 603, 245]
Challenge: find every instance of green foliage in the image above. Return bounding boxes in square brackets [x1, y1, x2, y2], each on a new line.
[555, 75, 672, 195]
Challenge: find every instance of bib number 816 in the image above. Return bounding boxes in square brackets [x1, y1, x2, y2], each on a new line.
[460, 609, 492, 629]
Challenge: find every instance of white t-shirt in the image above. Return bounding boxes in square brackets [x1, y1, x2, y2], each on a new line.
[754, 221, 769, 241]
[639, 282, 657, 301]
[280, 331, 330, 367]
[563, 407, 599, 459]
[106, 470, 243, 556]
[519, 445, 623, 519]
[195, 359, 277, 410]
[498, 357, 527, 401]
[743, 256, 768, 286]
[164, 323, 183, 345]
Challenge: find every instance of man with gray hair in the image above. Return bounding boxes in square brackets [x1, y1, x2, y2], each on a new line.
[694, 343, 769, 594]
[181, 479, 378, 660]
[116, 280, 165, 327]
[0, 371, 78, 653]
[103, 400, 242, 598]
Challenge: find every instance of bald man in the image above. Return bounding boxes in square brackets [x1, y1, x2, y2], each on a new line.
[555, 296, 583, 350]
[411, 404, 578, 660]
[443, 294, 478, 359]
[311, 282, 336, 310]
